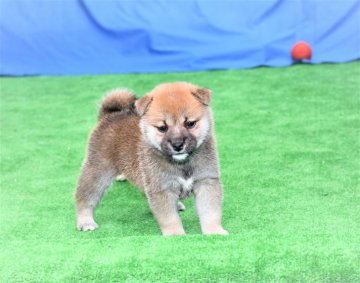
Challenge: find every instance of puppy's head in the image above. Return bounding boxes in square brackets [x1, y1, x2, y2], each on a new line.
[135, 82, 213, 162]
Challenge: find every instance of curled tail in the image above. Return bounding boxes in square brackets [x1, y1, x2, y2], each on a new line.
[98, 88, 136, 120]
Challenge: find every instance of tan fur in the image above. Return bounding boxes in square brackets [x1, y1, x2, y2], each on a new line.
[75, 82, 227, 235]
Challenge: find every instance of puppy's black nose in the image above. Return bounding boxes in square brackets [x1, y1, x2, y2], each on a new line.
[171, 141, 184, 152]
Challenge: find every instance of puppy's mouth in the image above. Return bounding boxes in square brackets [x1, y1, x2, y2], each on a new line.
[159, 136, 197, 162]
[172, 153, 189, 161]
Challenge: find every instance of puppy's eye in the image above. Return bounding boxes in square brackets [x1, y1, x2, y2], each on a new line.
[157, 125, 168, 133]
[184, 120, 196, 129]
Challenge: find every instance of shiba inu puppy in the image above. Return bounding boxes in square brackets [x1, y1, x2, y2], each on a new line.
[75, 82, 227, 236]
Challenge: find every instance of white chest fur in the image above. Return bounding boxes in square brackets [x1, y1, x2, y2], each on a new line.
[177, 177, 194, 191]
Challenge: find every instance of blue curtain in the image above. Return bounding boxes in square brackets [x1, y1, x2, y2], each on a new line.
[1, 0, 359, 75]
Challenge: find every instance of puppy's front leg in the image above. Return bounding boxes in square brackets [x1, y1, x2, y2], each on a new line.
[193, 178, 228, 235]
[146, 190, 185, 236]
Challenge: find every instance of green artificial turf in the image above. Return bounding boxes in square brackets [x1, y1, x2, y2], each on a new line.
[1, 62, 359, 282]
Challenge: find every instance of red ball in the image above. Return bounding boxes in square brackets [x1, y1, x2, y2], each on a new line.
[291, 41, 312, 60]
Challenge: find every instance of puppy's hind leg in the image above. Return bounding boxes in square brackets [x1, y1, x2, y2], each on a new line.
[75, 161, 115, 231]
[177, 201, 186, 212]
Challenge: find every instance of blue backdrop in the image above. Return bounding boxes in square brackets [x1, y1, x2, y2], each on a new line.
[1, 0, 359, 76]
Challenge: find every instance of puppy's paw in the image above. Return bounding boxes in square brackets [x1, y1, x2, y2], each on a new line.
[161, 226, 186, 236]
[115, 174, 127, 182]
[177, 201, 186, 212]
[202, 226, 229, 236]
[77, 218, 99, 231]
[214, 228, 229, 235]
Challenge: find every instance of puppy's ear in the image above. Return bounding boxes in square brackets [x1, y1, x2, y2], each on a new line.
[191, 88, 212, 106]
[135, 95, 153, 116]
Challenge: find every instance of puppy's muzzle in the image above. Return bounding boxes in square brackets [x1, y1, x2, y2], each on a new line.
[169, 137, 187, 153]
